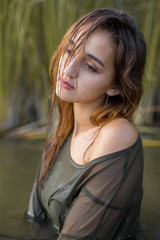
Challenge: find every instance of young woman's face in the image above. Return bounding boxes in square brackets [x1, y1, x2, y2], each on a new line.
[56, 29, 118, 105]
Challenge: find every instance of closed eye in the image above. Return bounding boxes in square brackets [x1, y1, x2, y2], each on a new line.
[84, 63, 97, 72]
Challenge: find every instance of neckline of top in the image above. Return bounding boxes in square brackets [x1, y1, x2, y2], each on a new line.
[68, 131, 141, 169]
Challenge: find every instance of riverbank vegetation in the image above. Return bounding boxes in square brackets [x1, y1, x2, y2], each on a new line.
[0, 0, 160, 134]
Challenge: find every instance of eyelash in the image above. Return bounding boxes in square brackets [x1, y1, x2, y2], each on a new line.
[65, 49, 97, 73]
[84, 63, 97, 72]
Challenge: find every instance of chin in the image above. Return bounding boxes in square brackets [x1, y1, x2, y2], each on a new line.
[56, 86, 74, 103]
[56, 91, 73, 103]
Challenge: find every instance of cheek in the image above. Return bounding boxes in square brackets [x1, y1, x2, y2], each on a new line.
[80, 74, 109, 94]
[55, 79, 60, 96]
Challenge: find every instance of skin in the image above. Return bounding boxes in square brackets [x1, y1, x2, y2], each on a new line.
[56, 29, 119, 104]
[56, 29, 138, 165]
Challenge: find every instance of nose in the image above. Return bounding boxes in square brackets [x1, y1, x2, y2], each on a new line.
[63, 57, 79, 78]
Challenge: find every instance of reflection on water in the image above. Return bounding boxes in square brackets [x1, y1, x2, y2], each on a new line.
[0, 138, 159, 240]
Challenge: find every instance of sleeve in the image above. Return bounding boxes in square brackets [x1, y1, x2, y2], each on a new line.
[58, 148, 143, 240]
[27, 163, 46, 220]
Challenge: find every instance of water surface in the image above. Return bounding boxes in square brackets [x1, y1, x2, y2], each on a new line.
[0, 138, 159, 240]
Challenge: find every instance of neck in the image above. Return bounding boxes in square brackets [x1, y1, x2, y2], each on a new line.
[73, 100, 104, 136]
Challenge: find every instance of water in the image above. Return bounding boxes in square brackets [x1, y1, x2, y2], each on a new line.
[138, 146, 160, 240]
[0, 139, 56, 240]
[0, 138, 159, 240]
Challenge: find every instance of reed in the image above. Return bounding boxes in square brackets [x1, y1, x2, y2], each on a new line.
[0, 0, 33, 128]
[133, 0, 160, 125]
[142, 0, 160, 125]
[0, 0, 159, 131]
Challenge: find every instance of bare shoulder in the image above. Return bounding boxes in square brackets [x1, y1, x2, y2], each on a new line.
[101, 118, 138, 144]
[89, 118, 138, 160]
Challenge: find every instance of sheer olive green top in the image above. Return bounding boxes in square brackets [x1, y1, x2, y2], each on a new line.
[27, 131, 144, 240]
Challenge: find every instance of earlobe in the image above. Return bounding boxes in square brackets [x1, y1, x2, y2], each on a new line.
[106, 87, 120, 96]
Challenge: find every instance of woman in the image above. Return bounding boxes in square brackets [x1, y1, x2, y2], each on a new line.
[27, 8, 146, 240]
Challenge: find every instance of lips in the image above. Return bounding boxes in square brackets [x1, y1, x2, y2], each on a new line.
[60, 79, 75, 90]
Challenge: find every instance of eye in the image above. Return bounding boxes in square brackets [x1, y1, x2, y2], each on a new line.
[84, 63, 97, 72]
[66, 49, 71, 54]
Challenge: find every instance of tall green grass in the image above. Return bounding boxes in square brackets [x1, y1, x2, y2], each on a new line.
[0, 0, 159, 131]
[141, 0, 160, 125]
[0, 0, 33, 128]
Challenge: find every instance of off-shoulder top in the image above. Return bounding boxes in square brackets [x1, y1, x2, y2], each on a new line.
[27, 131, 144, 240]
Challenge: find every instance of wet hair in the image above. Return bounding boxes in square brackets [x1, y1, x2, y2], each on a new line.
[39, 8, 146, 185]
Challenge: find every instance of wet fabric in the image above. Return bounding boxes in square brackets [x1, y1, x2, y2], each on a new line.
[27, 131, 144, 240]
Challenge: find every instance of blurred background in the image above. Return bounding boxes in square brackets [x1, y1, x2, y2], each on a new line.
[0, 0, 160, 134]
[0, 1, 160, 240]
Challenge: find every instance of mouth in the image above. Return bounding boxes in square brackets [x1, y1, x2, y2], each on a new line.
[60, 79, 75, 90]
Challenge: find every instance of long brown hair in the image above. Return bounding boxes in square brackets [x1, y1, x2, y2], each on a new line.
[39, 8, 146, 185]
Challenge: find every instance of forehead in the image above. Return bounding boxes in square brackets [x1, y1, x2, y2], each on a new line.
[69, 24, 91, 49]
[83, 29, 115, 65]
[72, 26, 114, 48]
[68, 27, 116, 66]
[85, 29, 115, 56]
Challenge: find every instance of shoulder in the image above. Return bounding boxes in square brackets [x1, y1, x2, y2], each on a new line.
[89, 118, 138, 160]
[100, 118, 138, 146]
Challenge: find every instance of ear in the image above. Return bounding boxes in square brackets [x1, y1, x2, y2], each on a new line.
[106, 86, 120, 96]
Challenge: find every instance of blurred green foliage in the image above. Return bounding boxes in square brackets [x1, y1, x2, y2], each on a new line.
[0, 0, 160, 130]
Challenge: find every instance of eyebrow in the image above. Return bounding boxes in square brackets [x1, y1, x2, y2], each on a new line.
[69, 39, 105, 68]
[86, 53, 105, 68]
